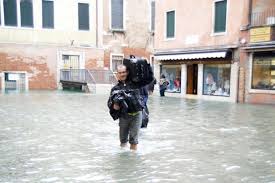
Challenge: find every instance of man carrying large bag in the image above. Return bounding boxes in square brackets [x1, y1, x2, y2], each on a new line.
[107, 56, 154, 150]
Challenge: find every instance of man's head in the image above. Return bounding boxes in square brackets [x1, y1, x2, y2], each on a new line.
[117, 65, 128, 81]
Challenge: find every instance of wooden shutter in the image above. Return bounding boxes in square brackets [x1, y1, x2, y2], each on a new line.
[20, 0, 33, 27]
[78, 3, 90, 30]
[4, 0, 17, 26]
[111, 0, 123, 29]
[42, 0, 54, 28]
[214, 0, 227, 33]
[167, 11, 175, 38]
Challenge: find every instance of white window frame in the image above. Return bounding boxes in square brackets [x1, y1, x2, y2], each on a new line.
[0, 0, 35, 29]
[149, 0, 155, 32]
[164, 9, 176, 41]
[248, 52, 275, 94]
[110, 53, 124, 72]
[109, 0, 125, 31]
[211, 0, 229, 36]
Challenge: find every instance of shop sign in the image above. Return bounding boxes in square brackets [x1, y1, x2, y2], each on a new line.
[250, 26, 272, 43]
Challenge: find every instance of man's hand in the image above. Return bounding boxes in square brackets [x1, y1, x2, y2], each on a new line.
[113, 103, 120, 110]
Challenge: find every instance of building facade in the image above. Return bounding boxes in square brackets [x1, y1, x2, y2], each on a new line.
[0, 0, 105, 91]
[102, 0, 155, 73]
[239, 0, 275, 104]
[154, 0, 251, 103]
[0, 0, 154, 92]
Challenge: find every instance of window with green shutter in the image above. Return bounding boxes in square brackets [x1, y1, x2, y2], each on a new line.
[166, 11, 175, 38]
[111, 0, 123, 30]
[42, 0, 54, 29]
[78, 3, 90, 31]
[4, 0, 18, 26]
[20, 0, 33, 27]
[214, 0, 227, 33]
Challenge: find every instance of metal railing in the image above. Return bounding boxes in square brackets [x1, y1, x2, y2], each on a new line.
[89, 69, 117, 85]
[251, 8, 275, 27]
[60, 69, 96, 93]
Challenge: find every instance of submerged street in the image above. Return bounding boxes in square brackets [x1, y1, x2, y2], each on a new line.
[0, 92, 275, 183]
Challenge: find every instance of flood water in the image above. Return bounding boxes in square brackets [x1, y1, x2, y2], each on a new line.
[0, 91, 275, 183]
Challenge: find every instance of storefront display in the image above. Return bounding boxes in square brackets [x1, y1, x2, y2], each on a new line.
[203, 64, 231, 96]
[252, 54, 275, 90]
[161, 66, 181, 93]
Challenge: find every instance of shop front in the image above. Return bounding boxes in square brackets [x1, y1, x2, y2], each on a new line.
[155, 49, 238, 102]
[243, 48, 275, 104]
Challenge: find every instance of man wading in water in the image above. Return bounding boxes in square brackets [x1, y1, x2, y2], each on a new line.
[108, 65, 143, 151]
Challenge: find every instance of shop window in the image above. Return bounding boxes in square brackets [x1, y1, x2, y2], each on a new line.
[4, 0, 18, 26]
[78, 3, 90, 31]
[203, 64, 231, 96]
[42, 0, 54, 29]
[252, 55, 275, 90]
[214, 0, 227, 33]
[111, 0, 124, 30]
[166, 10, 175, 38]
[161, 66, 181, 93]
[20, 0, 33, 27]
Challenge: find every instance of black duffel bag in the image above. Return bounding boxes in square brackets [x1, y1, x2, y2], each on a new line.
[123, 55, 154, 87]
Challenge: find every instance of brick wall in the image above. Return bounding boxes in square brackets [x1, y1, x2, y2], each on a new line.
[0, 50, 57, 90]
[123, 47, 151, 61]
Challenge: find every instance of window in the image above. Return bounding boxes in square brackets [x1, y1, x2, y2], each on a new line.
[214, 0, 227, 33]
[4, 0, 18, 26]
[111, 55, 124, 72]
[78, 3, 89, 30]
[151, 1, 155, 32]
[203, 64, 231, 96]
[42, 0, 54, 29]
[111, 0, 123, 30]
[252, 53, 275, 90]
[62, 55, 80, 69]
[161, 66, 181, 93]
[20, 0, 33, 27]
[166, 11, 175, 38]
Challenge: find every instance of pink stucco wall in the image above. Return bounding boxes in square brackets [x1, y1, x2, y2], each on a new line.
[154, 0, 248, 51]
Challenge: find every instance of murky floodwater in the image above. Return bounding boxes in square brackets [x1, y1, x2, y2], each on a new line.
[0, 91, 275, 183]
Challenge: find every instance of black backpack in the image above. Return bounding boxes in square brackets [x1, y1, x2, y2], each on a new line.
[123, 55, 154, 87]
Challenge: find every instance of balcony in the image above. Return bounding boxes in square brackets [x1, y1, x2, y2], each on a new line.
[251, 8, 275, 27]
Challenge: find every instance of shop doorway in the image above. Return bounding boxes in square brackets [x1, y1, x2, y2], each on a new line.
[187, 64, 198, 95]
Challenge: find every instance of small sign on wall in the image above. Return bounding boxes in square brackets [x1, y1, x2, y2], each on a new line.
[250, 26, 274, 43]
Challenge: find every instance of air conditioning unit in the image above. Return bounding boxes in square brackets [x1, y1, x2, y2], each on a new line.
[266, 17, 275, 25]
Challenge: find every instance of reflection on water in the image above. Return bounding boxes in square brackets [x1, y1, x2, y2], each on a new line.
[0, 91, 275, 183]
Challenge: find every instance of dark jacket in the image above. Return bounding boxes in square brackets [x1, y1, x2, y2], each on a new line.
[107, 80, 143, 120]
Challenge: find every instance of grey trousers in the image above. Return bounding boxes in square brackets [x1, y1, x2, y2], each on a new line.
[119, 111, 142, 145]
